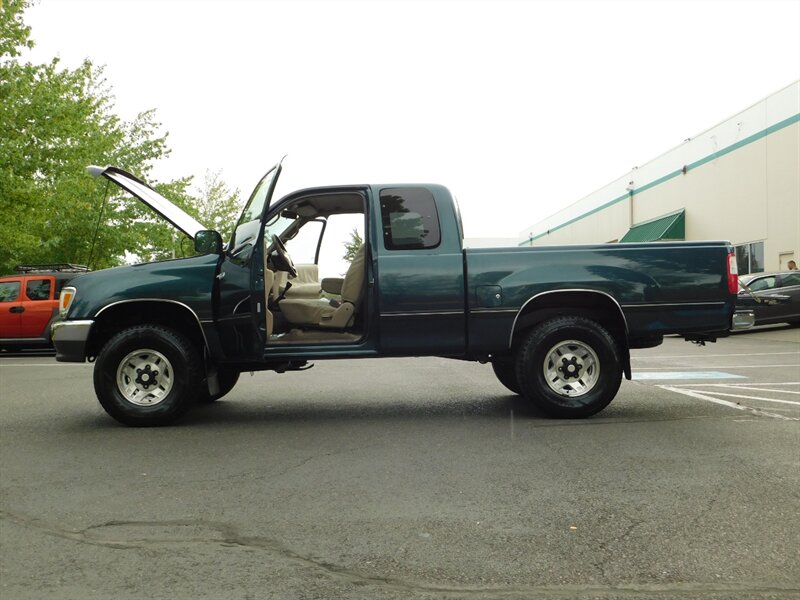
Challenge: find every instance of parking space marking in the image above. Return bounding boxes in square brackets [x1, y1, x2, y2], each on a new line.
[676, 383, 800, 395]
[687, 390, 800, 406]
[0, 363, 90, 367]
[633, 371, 745, 380]
[633, 364, 799, 369]
[658, 385, 799, 421]
[632, 351, 800, 360]
[668, 382, 800, 387]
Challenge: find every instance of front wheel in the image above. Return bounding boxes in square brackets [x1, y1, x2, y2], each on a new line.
[515, 316, 622, 418]
[93, 325, 203, 426]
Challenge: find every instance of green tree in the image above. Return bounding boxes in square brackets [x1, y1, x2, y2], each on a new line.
[0, 0, 32, 58]
[190, 170, 241, 240]
[342, 227, 363, 263]
[0, 1, 239, 273]
[132, 171, 242, 263]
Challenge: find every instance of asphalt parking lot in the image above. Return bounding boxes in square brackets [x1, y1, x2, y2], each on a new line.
[1, 326, 798, 599]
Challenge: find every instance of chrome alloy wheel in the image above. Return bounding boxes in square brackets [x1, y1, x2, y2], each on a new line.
[542, 339, 600, 397]
[115, 348, 174, 406]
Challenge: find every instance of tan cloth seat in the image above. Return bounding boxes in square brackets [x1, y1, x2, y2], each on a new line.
[284, 264, 321, 299]
[279, 246, 366, 329]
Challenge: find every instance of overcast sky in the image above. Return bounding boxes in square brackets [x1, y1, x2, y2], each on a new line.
[23, 0, 800, 239]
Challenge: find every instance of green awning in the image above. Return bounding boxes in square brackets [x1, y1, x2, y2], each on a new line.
[619, 209, 685, 243]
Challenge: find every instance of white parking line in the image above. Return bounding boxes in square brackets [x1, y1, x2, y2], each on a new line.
[0, 363, 90, 367]
[687, 384, 800, 395]
[658, 385, 798, 421]
[632, 351, 800, 360]
[688, 391, 800, 406]
[667, 382, 800, 388]
[637, 364, 799, 369]
[632, 371, 744, 380]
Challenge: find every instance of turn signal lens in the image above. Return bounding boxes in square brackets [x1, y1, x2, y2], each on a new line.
[59, 286, 76, 318]
[727, 252, 738, 294]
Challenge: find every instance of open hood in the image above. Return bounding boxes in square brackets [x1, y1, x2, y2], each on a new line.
[87, 165, 208, 240]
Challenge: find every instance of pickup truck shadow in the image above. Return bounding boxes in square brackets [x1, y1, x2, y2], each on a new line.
[63, 395, 666, 430]
[181, 393, 656, 427]
[184, 394, 535, 425]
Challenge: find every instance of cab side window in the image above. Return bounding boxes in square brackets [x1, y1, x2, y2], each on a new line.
[25, 279, 51, 301]
[379, 188, 440, 250]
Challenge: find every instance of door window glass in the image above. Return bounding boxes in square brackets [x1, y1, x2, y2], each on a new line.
[25, 279, 51, 301]
[0, 281, 20, 302]
[229, 166, 280, 265]
[780, 273, 800, 287]
[748, 276, 776, 292]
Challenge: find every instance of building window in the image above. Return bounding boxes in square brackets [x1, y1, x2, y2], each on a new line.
[735, 241, 764, 275]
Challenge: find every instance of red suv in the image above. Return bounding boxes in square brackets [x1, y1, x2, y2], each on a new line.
[0, 264, 89, 351]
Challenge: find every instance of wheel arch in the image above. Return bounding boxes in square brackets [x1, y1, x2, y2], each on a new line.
[87, 300, 209, 360]
[509, 289, 631, 379]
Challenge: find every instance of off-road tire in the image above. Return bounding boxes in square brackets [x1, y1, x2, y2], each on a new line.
[515, 316, 622, 418]
[93, 325, 203, 426]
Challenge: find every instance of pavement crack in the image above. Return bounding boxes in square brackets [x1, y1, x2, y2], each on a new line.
[3, 508, 799, 597]
[594, 516, 645, 583]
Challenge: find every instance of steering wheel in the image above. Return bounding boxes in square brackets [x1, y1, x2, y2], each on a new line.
[272, 235, 298, 278]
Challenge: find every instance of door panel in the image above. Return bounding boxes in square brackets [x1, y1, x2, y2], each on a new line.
[377, 254, 465, 354]
[374, 185, 465, 355]
[19, 278, 55, 338]
[0, 279, 23, 338]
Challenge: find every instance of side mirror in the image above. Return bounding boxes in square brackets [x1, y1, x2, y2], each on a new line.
[194, 230, 223, 255]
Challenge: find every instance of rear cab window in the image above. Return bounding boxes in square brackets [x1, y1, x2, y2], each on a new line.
[379, 188, 440, 250]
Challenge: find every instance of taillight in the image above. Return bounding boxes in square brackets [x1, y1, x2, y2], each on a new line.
[59, 286, 76, 318]
[727, 252, 738, 294]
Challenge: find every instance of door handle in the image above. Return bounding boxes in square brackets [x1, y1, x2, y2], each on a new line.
[10, 306, 24, 313]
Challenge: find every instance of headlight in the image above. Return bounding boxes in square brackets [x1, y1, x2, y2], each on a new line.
[59, 286, 76, 318]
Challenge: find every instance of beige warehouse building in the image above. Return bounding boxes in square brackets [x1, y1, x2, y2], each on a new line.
[519, 81, 800, 274]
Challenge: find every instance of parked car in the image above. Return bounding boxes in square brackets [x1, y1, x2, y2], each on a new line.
[736, 271, 800, 326]
[0, 264, 89, 351]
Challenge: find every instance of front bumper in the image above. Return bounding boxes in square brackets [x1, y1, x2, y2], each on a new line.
[51, 320, 94, 362]
[731, 310, 755, 331]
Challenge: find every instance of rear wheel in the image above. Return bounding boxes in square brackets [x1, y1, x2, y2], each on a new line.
[515, 316, 622, 418]
[93, 325, 202, 426]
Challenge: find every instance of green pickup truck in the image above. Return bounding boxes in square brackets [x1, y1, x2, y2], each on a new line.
[53, 162, 753, 426]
